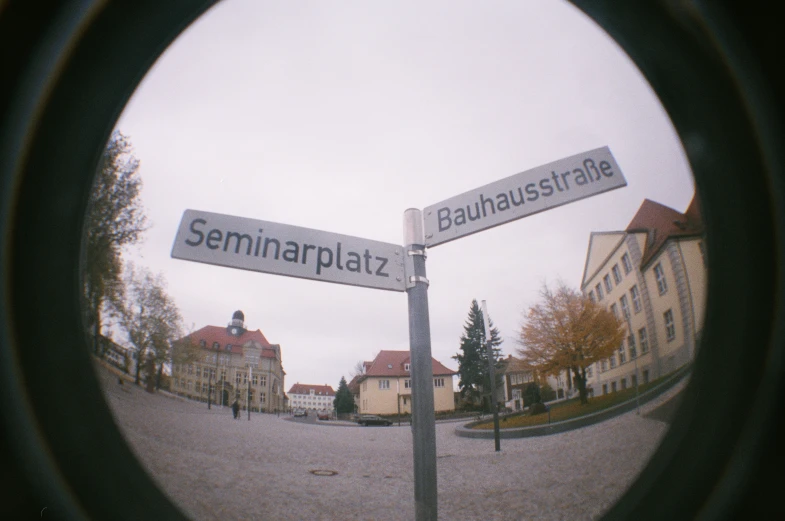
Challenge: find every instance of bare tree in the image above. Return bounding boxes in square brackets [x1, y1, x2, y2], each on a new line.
[83, 131, 148, 357]
[119, 264, 183, 388]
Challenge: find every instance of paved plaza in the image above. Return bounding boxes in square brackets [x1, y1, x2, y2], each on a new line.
[98, 364, 683, 520]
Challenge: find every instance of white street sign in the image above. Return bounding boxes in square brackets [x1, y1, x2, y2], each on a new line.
[423, 146, 627, 247]
[171, 209, 406, 291]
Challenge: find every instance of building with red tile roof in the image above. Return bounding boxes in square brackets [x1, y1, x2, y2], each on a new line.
[287, 383, 335, 411]
[579, 196, 706, 397]
[355, 350, 457, 415]
[171, 310, 286, 412]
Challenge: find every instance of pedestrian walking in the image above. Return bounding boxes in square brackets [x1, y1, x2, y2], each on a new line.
[232, 400, 239, 419]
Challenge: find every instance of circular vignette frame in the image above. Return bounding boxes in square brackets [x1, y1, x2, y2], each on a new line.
[0, 1, 783, 520]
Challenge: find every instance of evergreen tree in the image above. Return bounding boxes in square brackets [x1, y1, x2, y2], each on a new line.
[333, 376, 355, 414]
[452, 299, 503, 403]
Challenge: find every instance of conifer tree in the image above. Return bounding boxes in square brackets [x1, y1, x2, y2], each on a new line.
[333, 376, 355, 414]
[452, 299, 503, 404]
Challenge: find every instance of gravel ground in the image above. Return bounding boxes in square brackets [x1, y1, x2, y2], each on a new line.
[98, 364, 685, 521]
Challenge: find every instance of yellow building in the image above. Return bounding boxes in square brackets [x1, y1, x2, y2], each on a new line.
[580, 197, 705, 394]
[356, 350, 457, 415]
[171, 310, 286, 412]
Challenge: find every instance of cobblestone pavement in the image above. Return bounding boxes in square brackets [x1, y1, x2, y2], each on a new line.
[98, 364, 684, 521]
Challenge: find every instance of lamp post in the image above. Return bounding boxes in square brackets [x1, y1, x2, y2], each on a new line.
[624, 312, 641, 415]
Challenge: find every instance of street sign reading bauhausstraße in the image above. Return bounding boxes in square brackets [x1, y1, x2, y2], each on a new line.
[171, 209, 406, 292]
[423, 146, 627, 247]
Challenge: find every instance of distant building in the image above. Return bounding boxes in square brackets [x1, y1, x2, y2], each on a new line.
[356, 350, 457, 415]
[171, 310, 286, 412]
[98, 335, 131, 374]
[580, 197, 705, 395]
[288, 383, 335, 412]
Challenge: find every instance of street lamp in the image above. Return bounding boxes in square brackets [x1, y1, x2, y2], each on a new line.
[624, 312, 641, 415]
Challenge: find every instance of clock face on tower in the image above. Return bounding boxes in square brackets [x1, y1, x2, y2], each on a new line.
[231, 328, 238, 335]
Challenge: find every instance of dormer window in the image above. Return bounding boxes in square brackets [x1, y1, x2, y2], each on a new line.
[404, 363, 410, 372]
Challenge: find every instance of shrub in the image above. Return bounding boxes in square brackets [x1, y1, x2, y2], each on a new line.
[529, 402, 548, 416]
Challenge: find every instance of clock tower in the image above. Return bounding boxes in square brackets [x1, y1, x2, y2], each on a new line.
[227, 310, 246, 337]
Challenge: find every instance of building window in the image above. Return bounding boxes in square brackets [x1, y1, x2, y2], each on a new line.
[630, 285, 642, 313]
[595, 283, 604, 301]
[643, 369, 650, 384]
[654, 263, 668, 295]
[404, 363, 410, 372]
[612, 264, 622, 284]
[213, 342, 219, 349]
[434, 378, 445, 388]
[664, 309, 676, 341]
[639, 327, 649, 353]
[202, 383, 207, 393]
[379, 380, 390, 390]
[404, 379, 411, 389]
[602, 384, 608, 395]
[236, 374, 241, 385]
[252, 374, 258, 385]
[621, 378, 627, 390]
[620, 295, 630, 319]
[611, 381, 617, 392]
[618, 344, 626, 364]
[260, 392, 266, 404]
[200, 339, 206, 347]
[601, 359, 607, 372]
[610, 303, 619, 319]
[195, 367, 202, 378]
[622, 253, 632, 274]
[588, 290, 595, 303]
[631, 374, 638, 387]
[586, 365, 593, 378]
[628, 333, 637, 359]
[259, 376, 266, 387]
[604, 274, 613, 293]
[609, 356, 617, 369]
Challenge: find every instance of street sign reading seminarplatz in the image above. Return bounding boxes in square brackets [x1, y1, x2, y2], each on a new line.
[422, 146, 627, 247]
[171, 209, 406, 292]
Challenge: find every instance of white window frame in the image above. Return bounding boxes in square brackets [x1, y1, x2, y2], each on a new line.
[620, 294, 630, 319]
[664, 309, 676, 341]
[630, 285, 642, 313]
[379, 379, 390, 390]
[610, 303, 619, 319]
[639, 327, 649, 353]
[595, 282, 604, 300]
[604, 274, 613, 293]
[654, 263, 668, 295]
[434, 378, 445, 388]
[612, 264, 622, 284]
[621, 253, 633, 274]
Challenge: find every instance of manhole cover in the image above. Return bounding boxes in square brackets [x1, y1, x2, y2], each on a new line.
[310, 469, 338, 476]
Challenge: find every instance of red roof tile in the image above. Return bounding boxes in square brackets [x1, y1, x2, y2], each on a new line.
[362, 350, 456, 378]
[187, 325, 274, 356]
[625, 196, 704, 268]
[287, 383, 335, 396]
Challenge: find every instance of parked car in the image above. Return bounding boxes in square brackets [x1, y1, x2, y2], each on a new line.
[356, 414, 392, 426]
[293, 408, 307, 417]
[316, 411, 330, 421]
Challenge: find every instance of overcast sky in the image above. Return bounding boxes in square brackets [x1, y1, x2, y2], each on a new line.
[113, 0, 695, 392]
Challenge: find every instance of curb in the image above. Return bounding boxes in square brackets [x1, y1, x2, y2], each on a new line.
[455, 365, 692, 439]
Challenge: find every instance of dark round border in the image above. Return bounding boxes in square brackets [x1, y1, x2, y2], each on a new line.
[1, 1, 783, 520]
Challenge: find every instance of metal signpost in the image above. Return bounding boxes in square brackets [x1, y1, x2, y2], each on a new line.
[481, 300, 501, 452]
[171, 147, 626, 521]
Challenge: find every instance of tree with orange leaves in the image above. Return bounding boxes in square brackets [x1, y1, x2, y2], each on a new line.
[517, 282, 624, 405]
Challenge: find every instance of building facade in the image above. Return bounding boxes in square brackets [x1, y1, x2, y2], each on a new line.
[287, 383, 335, 412]
[356, 350, 457, 415]
[171, 311, 286, 412]
[580, 197, 706, 395]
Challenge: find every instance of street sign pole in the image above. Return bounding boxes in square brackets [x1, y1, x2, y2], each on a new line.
[404, 208, 437, 521]
[481, 300, 501, 452]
